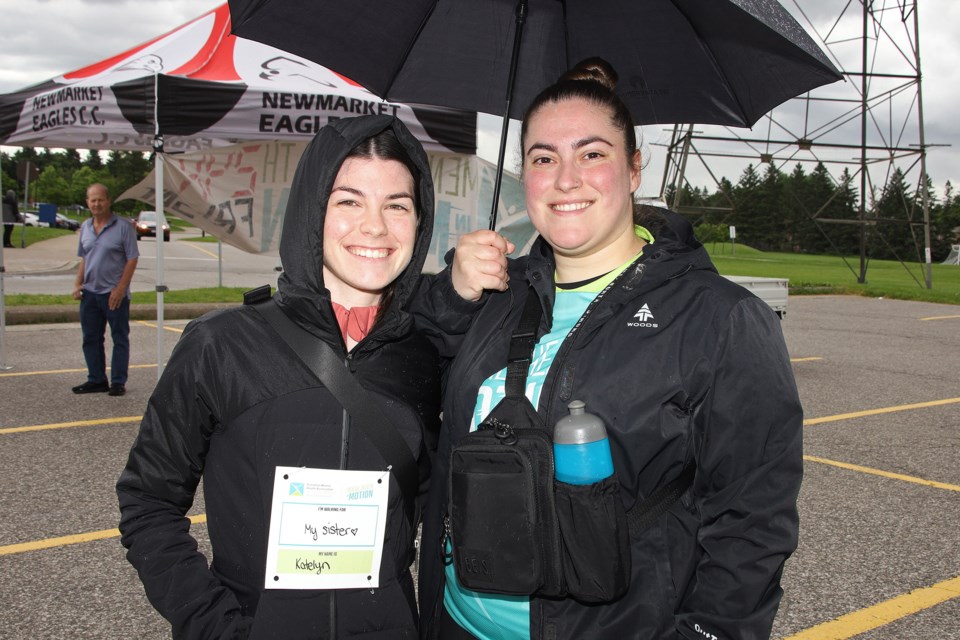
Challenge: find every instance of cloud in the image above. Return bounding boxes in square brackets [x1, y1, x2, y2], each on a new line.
[0, 0, 221, 93]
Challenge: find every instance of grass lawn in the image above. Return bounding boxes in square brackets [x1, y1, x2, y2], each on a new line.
[6, 225, 75, 248]
[130, 287, 250, 304]
[707, 243, 960, 305]
[5, 287, 254, 307]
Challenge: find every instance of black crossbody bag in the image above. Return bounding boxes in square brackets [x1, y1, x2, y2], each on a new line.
[446, 285, 695, 603]
[251, 294, 418, 527]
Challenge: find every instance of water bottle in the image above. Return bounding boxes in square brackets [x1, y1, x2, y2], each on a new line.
[553, 400, 614, 484]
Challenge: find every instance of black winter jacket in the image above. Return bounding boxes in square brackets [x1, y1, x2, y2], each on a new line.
[117, 116, 441, 640]
[414, 210, 803, 640]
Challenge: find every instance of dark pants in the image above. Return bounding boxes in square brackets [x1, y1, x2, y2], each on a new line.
[80, 291, 130, 385]
[3, 223, 13, 247]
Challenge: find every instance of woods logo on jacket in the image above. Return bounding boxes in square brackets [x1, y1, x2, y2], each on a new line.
[628, 303, 658, 328]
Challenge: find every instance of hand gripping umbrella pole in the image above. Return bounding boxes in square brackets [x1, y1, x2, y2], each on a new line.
[488, 0, 528, 231]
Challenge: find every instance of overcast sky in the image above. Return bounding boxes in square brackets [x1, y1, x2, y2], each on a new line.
[1, 0, 956, 198]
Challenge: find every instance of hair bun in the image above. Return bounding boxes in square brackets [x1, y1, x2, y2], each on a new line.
[559, 57, 618, 92]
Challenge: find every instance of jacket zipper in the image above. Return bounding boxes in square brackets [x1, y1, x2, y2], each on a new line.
[530, 264, 642, 639]
[441, 514, 453, 565]
[330, 354, 353, 640]
[539, 276, 619, 428]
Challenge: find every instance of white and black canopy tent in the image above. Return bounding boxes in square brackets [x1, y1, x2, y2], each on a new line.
[0, 3, 476, 374]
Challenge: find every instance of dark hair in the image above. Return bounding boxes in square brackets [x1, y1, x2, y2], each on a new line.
[632, 203, 668, 235]
[339, 126, 420, 324]
[520, 57, 638, 167]
[343, 127, 420, 211]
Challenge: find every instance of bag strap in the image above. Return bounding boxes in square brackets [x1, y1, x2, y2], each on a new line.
[253, 299, 418, 526]
[626, 464, 696, 536]
[504, 286, 543, 398]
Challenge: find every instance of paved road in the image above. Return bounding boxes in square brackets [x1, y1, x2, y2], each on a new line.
[0, 295, 958, 639]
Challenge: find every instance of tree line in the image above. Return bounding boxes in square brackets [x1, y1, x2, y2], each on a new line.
[1, 147, 151, 217]
[667, 162, 960, 263]
[3, 147, 959, 261]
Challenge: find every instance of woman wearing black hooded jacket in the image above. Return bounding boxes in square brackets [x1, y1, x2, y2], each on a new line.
[117, 116, 444, 639]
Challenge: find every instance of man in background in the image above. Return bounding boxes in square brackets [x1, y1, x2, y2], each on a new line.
[72, 184, 139, 396]
[2, 189, 22, 248]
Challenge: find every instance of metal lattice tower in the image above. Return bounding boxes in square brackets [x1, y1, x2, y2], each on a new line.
[659, 0, 936, 287]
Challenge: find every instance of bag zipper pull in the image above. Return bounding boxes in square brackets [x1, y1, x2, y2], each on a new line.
[493, 421, 518, 445]
[478, 417, 518, 444]
[441, 515, 454, 566]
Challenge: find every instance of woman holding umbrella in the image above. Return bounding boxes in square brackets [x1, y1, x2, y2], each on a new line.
[415, 59, 803, 640]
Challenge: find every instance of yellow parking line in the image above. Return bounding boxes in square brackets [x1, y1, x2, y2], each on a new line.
[804, 455, 960, 492]
[0, 515, 207, 557]
[804, 397, 960, 426]
[0, 364, 156, 378]
[791, 357, 823, 363]
[135, 320, 184, 333]
[919, 314, 960, 321]
[0, 416, 141, 435]
[784, 575, 960, 639]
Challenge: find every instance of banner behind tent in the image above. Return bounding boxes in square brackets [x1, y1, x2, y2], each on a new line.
[120, 142, 536, 272]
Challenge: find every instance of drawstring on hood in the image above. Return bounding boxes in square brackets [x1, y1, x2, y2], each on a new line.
[274, 115, 435, 343]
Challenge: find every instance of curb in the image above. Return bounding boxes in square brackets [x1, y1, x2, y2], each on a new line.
[4, 302, 239, 326]
[6, 261, 82, 276]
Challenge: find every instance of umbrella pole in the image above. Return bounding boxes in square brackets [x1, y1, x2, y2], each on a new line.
[488, 0, 528, 231]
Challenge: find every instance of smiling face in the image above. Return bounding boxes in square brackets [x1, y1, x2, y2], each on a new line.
[522, 98, 643, 280]
[322, 156, 418, 308]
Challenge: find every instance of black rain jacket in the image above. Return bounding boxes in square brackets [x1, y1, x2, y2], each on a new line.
[414, 210, 803, 640]
[117, 116, 440, 640]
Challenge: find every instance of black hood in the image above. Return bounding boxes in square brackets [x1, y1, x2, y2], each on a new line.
[639, 206, 715, 273]
[275, 115, 435, 336]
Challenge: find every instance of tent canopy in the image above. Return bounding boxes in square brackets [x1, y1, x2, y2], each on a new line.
[0, 3, 476, 154]
[0, 3, 477, 378]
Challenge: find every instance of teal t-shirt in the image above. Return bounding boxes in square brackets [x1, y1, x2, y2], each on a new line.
[443, 230, 649, 639]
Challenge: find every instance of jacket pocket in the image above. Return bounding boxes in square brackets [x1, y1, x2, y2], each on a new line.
[555, 475, 631, 603]
[657, 391, 701, 443]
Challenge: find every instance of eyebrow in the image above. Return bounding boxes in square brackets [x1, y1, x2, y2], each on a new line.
[525, 136, 615, 156]
[331, 185, 414, 200]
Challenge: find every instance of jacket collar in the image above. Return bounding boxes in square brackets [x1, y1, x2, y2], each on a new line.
[520, 208, 716, 336]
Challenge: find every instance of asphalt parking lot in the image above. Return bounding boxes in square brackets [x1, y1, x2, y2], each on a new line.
[0, 295, 958, 639]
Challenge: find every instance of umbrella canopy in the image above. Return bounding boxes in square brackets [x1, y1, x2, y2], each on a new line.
[229, 0, 842, 127]
[0, 3, 475, 154]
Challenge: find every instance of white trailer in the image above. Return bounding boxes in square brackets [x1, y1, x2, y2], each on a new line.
[722, 275, 789, 318]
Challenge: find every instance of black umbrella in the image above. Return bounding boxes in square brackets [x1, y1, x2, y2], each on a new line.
[230, 0, 842, 227]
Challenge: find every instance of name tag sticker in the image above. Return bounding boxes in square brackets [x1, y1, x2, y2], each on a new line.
[264, 466, 389, 590]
